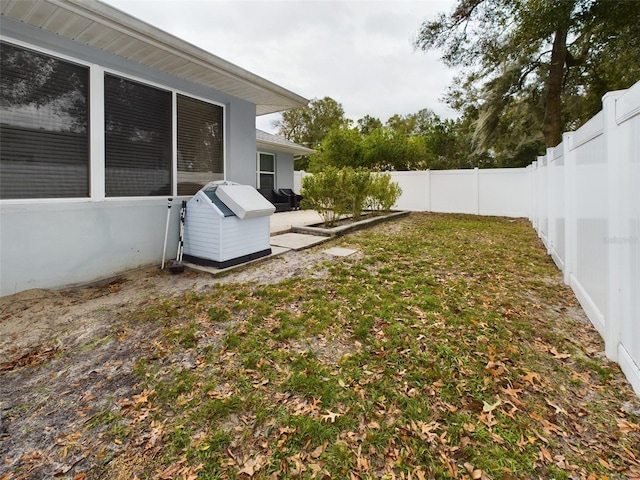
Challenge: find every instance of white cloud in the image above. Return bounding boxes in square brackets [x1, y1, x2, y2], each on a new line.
[103, 0, 459, 132]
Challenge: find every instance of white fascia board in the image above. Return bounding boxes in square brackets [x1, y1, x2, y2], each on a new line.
[32, 0, 309, 114]
[256, 140, 316, 156]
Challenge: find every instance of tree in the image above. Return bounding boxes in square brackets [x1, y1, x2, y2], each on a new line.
[309, 126, 364, 172]
[356, 115, 383, 135]
[311, 110, 498, 172]
[386, 108, 438, 136]
[385, 113, 417, 136]
[415, 0, 640, 152]
[273, 96, 349, 169]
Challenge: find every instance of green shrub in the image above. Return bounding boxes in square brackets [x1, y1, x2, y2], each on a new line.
[367, 173, 402, 213]
[300, 167, 349, 227]
[344, 167, 373, 221]
[301, 168, 401, 225]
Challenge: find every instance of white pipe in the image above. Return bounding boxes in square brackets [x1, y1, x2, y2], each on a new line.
[161, 198, 172, 269]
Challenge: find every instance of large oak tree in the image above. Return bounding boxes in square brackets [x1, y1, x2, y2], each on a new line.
[415, 0, 640, 155]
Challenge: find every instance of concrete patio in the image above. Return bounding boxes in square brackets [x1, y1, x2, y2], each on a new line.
[269, 209, 324, 235]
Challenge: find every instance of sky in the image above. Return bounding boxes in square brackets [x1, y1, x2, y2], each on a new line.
[103, 0, 459, 133]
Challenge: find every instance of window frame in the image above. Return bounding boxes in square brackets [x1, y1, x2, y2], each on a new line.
[0, 36, 227, 203]
[103, 72, 173, 198]
[176, 93, 225, 196]
[0, 38, 92, 202]
[256, 151, 276, 190]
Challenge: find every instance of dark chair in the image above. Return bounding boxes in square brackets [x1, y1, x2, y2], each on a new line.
[258, 188, 291, 212]
[278, 188, 303, 210]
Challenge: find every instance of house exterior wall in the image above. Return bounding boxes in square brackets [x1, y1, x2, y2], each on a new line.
[275, 151, 295, 190]
[0, 18, 258, 296]
[227, 100, 259, 186]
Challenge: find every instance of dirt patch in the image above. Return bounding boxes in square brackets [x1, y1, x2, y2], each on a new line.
[0, 247, 342, 480]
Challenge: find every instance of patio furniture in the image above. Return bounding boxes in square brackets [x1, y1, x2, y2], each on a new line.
[278, 188, 303, 210]
[258, 188, 291, 212]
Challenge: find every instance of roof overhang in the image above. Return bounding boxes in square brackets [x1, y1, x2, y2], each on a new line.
[0, 0, 309, 115]
[256, 129, 316, 156]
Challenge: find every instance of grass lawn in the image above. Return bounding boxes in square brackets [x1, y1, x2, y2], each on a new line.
[23, 213, 640, 479]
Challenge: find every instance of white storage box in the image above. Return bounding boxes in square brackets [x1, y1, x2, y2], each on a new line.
[183, 181, 274, 268]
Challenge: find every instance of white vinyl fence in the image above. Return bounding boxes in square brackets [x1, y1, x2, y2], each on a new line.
[294, 167, 531, 218]
[293, 81, 640, 395]
[530, 82, 640, 396]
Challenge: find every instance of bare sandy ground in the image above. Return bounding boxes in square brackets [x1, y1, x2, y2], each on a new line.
[0, 248, 342, 479]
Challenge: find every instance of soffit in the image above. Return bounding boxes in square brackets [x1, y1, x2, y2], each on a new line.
[256, 129, 316, 155]
[0, 0, 308, 115]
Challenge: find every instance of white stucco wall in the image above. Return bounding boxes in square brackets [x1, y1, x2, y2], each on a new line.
[0, 199, 181, 295]
[0, 18, 260, 296]
[275, 151, 295, 190]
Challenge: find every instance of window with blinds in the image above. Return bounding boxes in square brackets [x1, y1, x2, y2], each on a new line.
[0, 42, 89, 199]
[177, 94, 224, 195]
[104, 74, 172, 197]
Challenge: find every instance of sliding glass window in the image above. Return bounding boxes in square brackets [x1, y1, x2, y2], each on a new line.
[0, 42, 89, 199]
[177, 94, 224, 195]
[104, 74, 172, 197]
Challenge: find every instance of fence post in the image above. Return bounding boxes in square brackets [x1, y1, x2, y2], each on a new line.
[546, 147, 556, 256]
[537, 155, 547, 245]
[528, 164, 535, 224]
[563, 133, 575, 286]
[426, 169, 431, 212]
[530, 161, 538, 230]
[603, 91, 627, 361]
[473, 167, 480, 215]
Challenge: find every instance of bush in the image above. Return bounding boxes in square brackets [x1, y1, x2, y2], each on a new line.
[300, 168, 401, 226]
[344, 167, 373, 221]
[300, 167, 349, 227]
[368, 173, 402, 213]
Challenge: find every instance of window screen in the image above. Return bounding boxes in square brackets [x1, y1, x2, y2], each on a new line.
[177, 94, 224, 195]
[257, 152, 275, 190]
[104, 74, 172, 197]
[0, 42, 89, 199]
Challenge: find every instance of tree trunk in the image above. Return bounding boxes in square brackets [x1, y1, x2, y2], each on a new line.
[543, 28, 568, 148]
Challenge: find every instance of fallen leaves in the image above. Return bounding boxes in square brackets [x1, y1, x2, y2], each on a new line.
[320, 410, 341, 423]
[237, 454, 266, 477]
[5, 214, 640, 480]
[618, 418, 640, 433]
[132, 388, 155, 406]
[520, 369, 543, 387]
[156, 457, 203, 480]
[0, 344, 58, 371]
[463, 462, 489, 480]
[529, 411, 565, 438]
[482, 397, 502, 413]
[535, 339, 572, 359]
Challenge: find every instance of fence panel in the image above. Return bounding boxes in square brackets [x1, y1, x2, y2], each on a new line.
[293, 170, 311, 194]
[548, 145, 565, 269]
[478, 169, 530, 217]
[571, 112, 608, 336]
[610, 86, 640, 393]
[537, 156, 548, 247]
[429, 170, 477, 214]
[387, 171, 430, 211]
